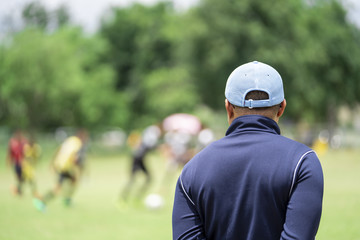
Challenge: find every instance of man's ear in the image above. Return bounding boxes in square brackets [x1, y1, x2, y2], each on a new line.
[277, 99, 287, 118]
[225, 99, 234, 124]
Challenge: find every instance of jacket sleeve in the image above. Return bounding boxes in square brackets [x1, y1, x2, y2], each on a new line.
[281, 151, 324, 239]
[172, 176, 207, 240]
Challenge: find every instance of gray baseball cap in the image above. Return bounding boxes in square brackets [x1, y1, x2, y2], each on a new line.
[225, 61, 284, 108]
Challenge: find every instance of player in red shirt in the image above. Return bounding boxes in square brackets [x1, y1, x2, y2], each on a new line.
[6, 130, 28, 195]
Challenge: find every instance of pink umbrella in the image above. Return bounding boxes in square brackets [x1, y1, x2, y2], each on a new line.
[162, 113, 202, 135]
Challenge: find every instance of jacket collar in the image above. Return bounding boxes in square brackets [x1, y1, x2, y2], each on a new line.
[225, 115, 281, 136]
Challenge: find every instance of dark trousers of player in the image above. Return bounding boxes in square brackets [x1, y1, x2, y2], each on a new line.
[43, 172, 76, 206]
[13, 164, 38, 196]
[121, 156, 151, 201]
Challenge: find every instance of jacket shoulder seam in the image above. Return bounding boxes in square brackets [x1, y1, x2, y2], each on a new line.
[289, 150, 316, 197]
[180, 174, 196, 206]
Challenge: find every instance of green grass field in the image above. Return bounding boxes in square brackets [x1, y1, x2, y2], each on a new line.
[0, 146, 359, 240]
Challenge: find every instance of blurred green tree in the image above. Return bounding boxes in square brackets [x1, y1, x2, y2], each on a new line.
[21, 1, 72, 31]
[100, 3, 198, 128]
[2, 0, 359, 134]
[54, 4, 71, 28]
[0, 28, 128, 130]
[22, 1, 49, 30]
[172, 0, 306, 109]
[292, 1, 360, 130]
[178, 0, 360, 126]
[142, 67, 199, 125]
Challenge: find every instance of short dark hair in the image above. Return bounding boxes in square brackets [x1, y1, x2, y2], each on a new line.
[245, 91, 269, 101]
[230, 91, 270, 108]
[230, 91, 281, 118]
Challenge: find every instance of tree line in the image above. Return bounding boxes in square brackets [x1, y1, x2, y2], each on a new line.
[0, 0, 359, 132]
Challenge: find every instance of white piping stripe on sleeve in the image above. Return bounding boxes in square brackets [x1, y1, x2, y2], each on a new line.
[289, 150, 315, 197]
[180, 174, 195, 206]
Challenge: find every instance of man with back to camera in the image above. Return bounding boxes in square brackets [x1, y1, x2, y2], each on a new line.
[172, 61, 324, 239]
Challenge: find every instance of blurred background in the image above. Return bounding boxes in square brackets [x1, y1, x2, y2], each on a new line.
[0, 0, 359, 239]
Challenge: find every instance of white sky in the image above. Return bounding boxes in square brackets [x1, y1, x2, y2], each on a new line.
[0, 0, 359, 33]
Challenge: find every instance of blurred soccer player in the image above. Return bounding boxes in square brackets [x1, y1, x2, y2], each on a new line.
[7, 130, 27, 195]
[119, 125, 161, 206]
[7, 130, 43, 205]
[34, 129, 88, 211]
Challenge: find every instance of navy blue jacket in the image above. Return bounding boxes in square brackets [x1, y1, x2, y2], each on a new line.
[172, 115, 323, 240]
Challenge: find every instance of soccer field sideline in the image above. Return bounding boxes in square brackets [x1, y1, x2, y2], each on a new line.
[0, 149, 359, 239]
